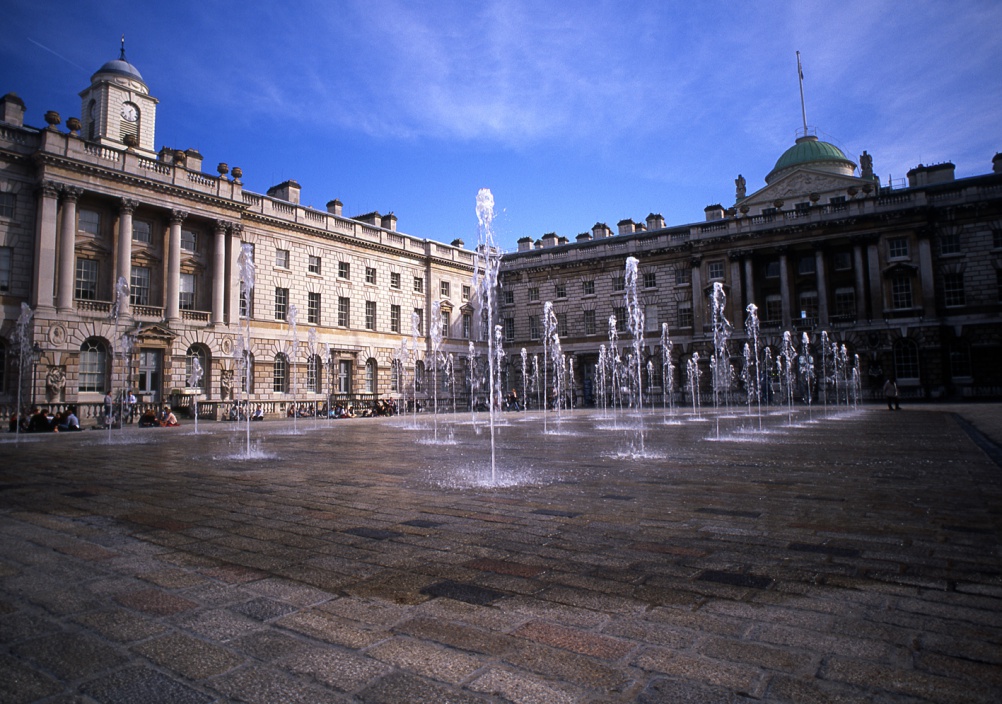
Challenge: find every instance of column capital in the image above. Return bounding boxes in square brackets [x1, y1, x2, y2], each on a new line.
[38, 180, 62, 198]
[214, 219, 229, 233]
[61, 186, 84, 202]
[119, 198, 139, 213]
[169, 209, 188, 224]
[230, 223, 244, 236]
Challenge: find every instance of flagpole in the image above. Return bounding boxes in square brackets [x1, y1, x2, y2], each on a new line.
[797, 51, 808, 136]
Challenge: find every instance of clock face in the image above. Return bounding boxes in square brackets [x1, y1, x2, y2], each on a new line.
[121, 103, 138, 122]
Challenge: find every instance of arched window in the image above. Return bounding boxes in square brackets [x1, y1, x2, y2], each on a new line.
[273, 353, 289, 393]
[415, 360, 425, 392]
[365, 358, 377, 394]
[186, 345, 207, 391]
[893, 339, 920, 381]
[391, 359, 402, 392]
[79, 338, 108, 392]
[239, 352, 254, 393]
[306, 354, 322, 393]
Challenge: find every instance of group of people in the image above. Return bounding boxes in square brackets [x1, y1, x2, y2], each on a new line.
[8, 406, 81, 433]
[225, 403, 265, 421]
[137, 404, 180, 427]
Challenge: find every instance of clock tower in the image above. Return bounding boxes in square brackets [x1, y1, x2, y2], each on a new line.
[79, 38, 158, 155]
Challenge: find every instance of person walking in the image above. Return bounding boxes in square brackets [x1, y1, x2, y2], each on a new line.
[883, 377, 900, 410]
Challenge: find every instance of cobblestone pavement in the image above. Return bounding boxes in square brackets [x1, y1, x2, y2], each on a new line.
[1, 404, 1000, 703]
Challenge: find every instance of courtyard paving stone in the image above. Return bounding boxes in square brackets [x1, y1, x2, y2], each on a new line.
[1, 404, 1000, 702]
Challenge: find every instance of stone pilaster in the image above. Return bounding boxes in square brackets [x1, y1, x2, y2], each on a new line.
[166, 209, 187, 322]
[32, 181, 60, 310]
[56, 186, 83, 311]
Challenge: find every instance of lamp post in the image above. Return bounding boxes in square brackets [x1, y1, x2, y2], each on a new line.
[31, 342, 42, 409]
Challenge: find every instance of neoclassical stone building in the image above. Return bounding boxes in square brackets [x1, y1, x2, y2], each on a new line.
[501, 136, 1002, 402]
[0, 50, 480, 417]
[3, 49, 1002, 416]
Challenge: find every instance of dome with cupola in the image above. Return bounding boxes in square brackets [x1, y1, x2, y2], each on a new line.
[765, 134, 856, 184]
[89, 40, 147, 92]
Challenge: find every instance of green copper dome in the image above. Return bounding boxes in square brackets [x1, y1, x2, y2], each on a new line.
[766, 135, 856, 183]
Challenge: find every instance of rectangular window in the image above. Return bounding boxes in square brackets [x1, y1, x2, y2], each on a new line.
[79, 209, 100, 235]
[179, 273, 196, 310]
[888, 236, 909, 259]
[0, 192, 15, 218]
[678, 303, 693, 328]
[308, 291, 321, 325]
[834, 287, 855, 319]
[765, 294, 782, 322]
[308, 255, 322, 275]
[390, 272, 401, 289]
[943, 273, 965, 307]
[133, 220, 152, 244]
[390, 304, 401, 333]
[891, 275, 913, 309]
[413, 276, 424, 293]
[939, 231, 961, 255]
[612, 275, 625, 292]
[764, 261, 780, 279]
[643, 272, 657, 289]
[441, 311, 450, 337]
[675, 268, 691, 285]
[613, 307, 626, 333]
[504, 317, 515, 342]
[529, 315, 539, 340]
[462, 313, 472, 339]
[181, 229, 197, 252]
[365, 300, 377, 330]
[798, 290, 818, 319]
[557, 312, 568, 337]
[0, 247, 12, 292]
[949, 343, 972, 379]
[708, 261, 725, 280]
[413, 308, 423, 334]
[462, 284, 471, 301]
[276, 248, 290, 269]
[275, 287, 289, 320]
[645, 304, 659, 332]
[440, 280, 450, 298]
[582, 280, 595, 295]
[528, 287, 540, 301]
[240, 288, 253, 319]
[503, 289, 514, 305]
[829, 195, 847, 208]
[338, 261, 350, 280]
[833, 252, 852, 271]
[338, 296, 350, 327]
[130, 266, 150, 305]
[366, 266, 377, 284]
[75, 258, 98, 300]
[554, 282, 566, 299]
[583, 310, 596, 335]
[797, 256, 816, 276]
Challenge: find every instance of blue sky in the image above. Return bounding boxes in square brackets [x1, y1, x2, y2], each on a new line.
[2, 0, 1001, 251]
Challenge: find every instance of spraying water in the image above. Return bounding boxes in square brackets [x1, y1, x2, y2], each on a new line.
[744, 304, 762, 429]
[710, 281, 732, 438]
[687, 352, 702, 419]
[238, 243, 256, 456]
[660, 324, 675, 422]
[188, 356, 203, 433]
[542, 301, 557, 432]
[623, 257, 646, 453]
[474, 188, 503, 481]
[430, 300, 444, 441]
[109, 276, 130, 439]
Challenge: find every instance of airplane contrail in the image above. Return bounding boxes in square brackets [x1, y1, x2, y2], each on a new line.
[27, 38, 88, 72]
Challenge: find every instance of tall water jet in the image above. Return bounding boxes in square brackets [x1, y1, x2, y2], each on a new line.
[237, 243, 256, 456]
[820, 331, 830, 417]
[287, 304, 299, 433]
[520, 347, 528, 413]
[623, 257, 646, 454]
[110, 276, 130, 438]
[687, 352, 702, 418]
[660, 323, 675, 422]
[542, 301, 557, 432]
[744, 304, 763, 429]
[597, 344, 608, 418]
[532, 353, 541, 413]
[468, 340, 478, 425]
[188, 356, 203, 433]
[308, 328, 319, 427]
[13, 303, 34, 440]
[710, 281, 732, 438]
[430, 300, 444, 441]
[780, 332, 796, 424]
[474, 188, 503, 481]
[800, 332, 814, 421]
[410, 311, 421, 426]
[325, 342, 334, 418]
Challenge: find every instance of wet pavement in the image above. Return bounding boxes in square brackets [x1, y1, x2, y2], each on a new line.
[1, 404, 1000, 703]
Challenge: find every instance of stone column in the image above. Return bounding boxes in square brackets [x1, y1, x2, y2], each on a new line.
[690, 257, 704, 333]
[779, 249, 792, 329]
[212, 220, 227, 325]
[743, 256, 756, 313]
[32, 181, 60, 309]
[728, 252, 743, 324]
[866, 240, 883, 320]
[166, 210, 186, 322]
[814, 246, 829, 327]
[917, 234, 935, 311]
[229, 224, 244, 325]
[116, 198, 138, 315]
[853, 243, 867, 321]
[56, 186, 83, 311]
